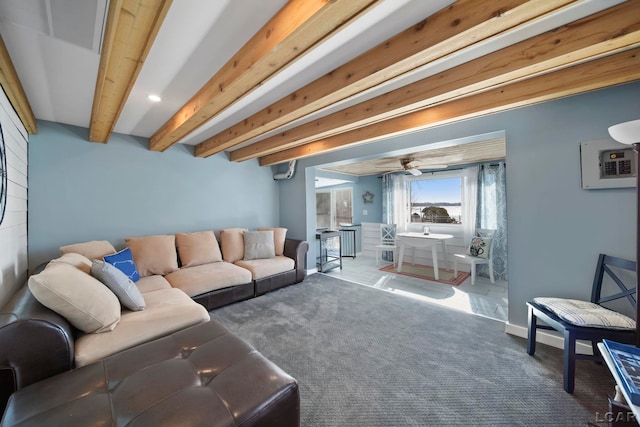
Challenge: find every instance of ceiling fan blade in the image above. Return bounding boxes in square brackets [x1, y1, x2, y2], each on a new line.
[408, 168, 422, 176]
[405, 160, 420, 168]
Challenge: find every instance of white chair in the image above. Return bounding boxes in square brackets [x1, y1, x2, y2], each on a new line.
[375, 224, 398, 267]
[453, 228, 495, 285]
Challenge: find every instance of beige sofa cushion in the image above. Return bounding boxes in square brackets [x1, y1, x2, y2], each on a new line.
[164, 262, 252, 297]
[74, 288, 209, 367]
[220, 228, 248, 263]
[175, 231, 222, 267]
[258, 227, 287, 256]
[28, 263, 121, 333]
[59, 240, 116, 260]
[235, 256, 295, 280]
[125, 235, 178, 277]
[46, 252, 92, 274]
[135, 275, 172, 294]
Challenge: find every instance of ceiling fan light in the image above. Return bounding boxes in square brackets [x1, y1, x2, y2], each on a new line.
[608, 119, 640, 145]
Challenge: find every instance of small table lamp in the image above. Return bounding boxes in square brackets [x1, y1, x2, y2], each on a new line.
[608, 119, 640, 346]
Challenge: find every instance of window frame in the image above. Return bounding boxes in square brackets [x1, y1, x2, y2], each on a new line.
[406, 169, 465, 229]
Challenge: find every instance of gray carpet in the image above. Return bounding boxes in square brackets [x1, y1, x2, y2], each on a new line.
[211, 273, 616, 426]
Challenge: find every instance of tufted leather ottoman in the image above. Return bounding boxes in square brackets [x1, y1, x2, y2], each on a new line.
[1, 320, 299, 427]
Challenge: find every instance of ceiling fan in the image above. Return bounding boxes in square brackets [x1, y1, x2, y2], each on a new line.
[378, 158, 448, 176]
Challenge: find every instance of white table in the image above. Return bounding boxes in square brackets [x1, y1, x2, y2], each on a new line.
[396, 232, 454, 280]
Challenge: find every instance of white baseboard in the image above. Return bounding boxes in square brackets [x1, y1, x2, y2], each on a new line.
[306, 268, 318, 275]
[505, 323, 593, 355]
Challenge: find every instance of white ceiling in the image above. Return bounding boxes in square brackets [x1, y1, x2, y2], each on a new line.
[0, 0, 631, 162]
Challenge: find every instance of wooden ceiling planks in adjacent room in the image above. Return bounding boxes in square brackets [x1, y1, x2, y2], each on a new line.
[195, 0, 578, 158]
[258, 47, 640, 166]
[149, 0, 381, 152]
[89, 0, 173, 143]
[230, 1, 640, 163]
[320, 138, 506, 176]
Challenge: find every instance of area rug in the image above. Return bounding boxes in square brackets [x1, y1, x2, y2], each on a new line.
[212, 274, 614, 427]
[379, 262, 470, 286]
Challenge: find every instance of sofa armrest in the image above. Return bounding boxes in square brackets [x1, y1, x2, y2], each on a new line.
[284, 239, 308, 283]
[0, 286, 75, 414]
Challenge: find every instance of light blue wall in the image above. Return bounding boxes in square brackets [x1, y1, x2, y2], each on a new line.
[28, 120, 281, 268]
[352, 175, 383, 225]
[279, 81, 640, 328]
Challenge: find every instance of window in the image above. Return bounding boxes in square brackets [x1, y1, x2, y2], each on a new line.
[316, 188, 353, 230]
[408, 172, 462, 225]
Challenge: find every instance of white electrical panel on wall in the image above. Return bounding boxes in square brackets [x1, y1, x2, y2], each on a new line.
[580, 139, 637, 189]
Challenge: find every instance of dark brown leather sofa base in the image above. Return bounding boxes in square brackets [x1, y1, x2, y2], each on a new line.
[192, 281, 254, 310]
[1, 321, 300, 427]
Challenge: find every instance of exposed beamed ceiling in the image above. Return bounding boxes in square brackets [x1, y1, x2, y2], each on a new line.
[0, 0, 638, 172]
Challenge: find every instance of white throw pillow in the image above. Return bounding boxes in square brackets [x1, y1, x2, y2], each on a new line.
[466, 236, 491, 259]
[28, 263, 121, 333]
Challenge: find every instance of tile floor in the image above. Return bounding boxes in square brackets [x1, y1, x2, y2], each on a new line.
[319, 254, 508, 322]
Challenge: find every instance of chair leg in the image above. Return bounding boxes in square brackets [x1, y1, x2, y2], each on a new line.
[563, 330, 576, 394]
[376, 249, 380, 266]
[489, 261, 495, 283]
[454, 258, 458, 277]
[527, 307, 537, 356]
[591, 340, 603, 365]
[470, 263, 476, 285]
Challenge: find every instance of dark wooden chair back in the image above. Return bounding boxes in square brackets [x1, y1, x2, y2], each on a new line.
[527, 253, 637, 394]
[591, 253, 637, 308]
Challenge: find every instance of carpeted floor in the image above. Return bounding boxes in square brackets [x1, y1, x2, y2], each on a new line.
[211, 273, 617, 426]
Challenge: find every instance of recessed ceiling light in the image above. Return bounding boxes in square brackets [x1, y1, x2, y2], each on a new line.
[148, 94, 161, 102]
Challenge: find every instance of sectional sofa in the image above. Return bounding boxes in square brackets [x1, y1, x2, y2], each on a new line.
[0, 228, 308, 425]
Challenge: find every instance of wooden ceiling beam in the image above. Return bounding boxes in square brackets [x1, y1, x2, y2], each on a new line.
[0, 34, 37, 134]
[232, 1, 640, 162]
[259, 48, 640, 166]
[89, 0, 173, 143]
[196, 0, 578, 158]
[150, 0, 380, 152]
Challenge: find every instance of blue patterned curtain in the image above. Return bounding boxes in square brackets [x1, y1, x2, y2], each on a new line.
[476, 162, 508, 281]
